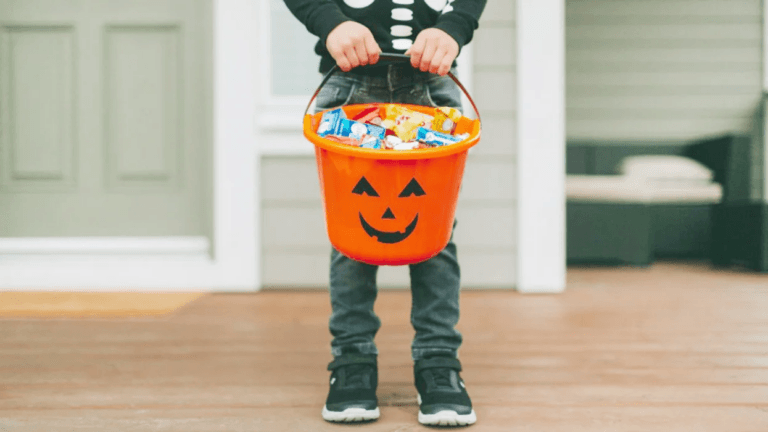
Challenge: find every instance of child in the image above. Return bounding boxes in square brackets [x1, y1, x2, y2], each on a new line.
[283, 0, 486, 426]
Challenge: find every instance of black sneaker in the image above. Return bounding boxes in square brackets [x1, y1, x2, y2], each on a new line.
[414, 356, 476, 426]
[322, 353, 380, 422]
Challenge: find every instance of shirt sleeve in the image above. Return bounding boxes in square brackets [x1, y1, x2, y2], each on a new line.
[283, 0, 350, 46]
[432, 0, 487, 48]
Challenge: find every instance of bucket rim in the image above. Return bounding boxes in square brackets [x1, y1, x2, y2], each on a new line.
[303, 104, 481, 161]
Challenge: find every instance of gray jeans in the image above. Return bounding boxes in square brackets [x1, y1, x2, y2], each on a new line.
[314, 64, 464, 361]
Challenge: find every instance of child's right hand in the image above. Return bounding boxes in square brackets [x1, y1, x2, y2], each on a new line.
[326, 21, 381, 72]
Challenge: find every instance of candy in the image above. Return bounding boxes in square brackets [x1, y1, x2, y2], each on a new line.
[325, 135, 362, 146]
[317, 108, 346, 137]
[320, 115, 386, 141]
[416, 127, 464, 146]
[360, 135, 382, 149]
[382, 105, 434, 141]
[432, 107, 462, 134]
[384, 135, 402, 150]
[394, 141, 420, 151]
[392, 117, 423, 141]
[319, 105, 469, 151]
[351, 106, 382, 125]
[339, 119, 386, 139]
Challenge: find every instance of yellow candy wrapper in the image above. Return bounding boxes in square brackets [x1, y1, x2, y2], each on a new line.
[382, 105, 434, 141]
[432, 107, 462, 134]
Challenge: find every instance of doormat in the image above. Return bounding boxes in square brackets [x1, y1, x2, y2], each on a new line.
[0, 292, 206, 319]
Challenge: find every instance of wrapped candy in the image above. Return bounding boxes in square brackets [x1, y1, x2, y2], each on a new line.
[416, 127, 465, 146]
[382, 105, 434, 141]
[351, 106, 383, 126]
[432, 107, 462, 134]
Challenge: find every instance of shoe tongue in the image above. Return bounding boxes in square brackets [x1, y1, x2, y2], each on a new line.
[344, 364, 371, 388]
[431, 368, 455, 390]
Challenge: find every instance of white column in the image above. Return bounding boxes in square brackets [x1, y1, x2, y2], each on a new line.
[515, 0, 566, 293]
[763, 0, 768, 201]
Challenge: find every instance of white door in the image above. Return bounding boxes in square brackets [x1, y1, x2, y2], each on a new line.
[0, 0, 260, 290]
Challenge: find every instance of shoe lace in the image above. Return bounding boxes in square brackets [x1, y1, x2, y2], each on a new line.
[342, 364, 372, 388]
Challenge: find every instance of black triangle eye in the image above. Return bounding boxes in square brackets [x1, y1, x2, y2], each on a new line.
[352, 176, 379, 197]
[399, 178, 426, 197]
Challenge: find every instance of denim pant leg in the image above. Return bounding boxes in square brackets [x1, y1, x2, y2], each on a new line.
[329, 248, 381, 357]
[395, 73, 464, 361]
[318, 74, 388, 358]
[409, 230, 462, 361]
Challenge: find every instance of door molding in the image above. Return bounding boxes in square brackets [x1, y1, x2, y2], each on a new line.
[0, 0, 260, 291]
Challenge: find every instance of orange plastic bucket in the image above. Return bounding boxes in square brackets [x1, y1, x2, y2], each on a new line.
[303, 54, 481, 266]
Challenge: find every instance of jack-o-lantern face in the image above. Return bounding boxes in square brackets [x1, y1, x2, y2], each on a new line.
[352, 176, 426, 244]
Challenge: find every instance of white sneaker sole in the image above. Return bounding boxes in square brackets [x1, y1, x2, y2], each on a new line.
[322, 406, 380, 422]
[417, 394, 477, 426]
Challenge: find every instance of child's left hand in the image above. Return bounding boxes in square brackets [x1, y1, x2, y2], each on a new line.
[405, 29, 459, 76]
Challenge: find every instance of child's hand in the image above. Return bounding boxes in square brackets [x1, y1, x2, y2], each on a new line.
[405, 28, 459, 76]
[326, 21, 381, 72]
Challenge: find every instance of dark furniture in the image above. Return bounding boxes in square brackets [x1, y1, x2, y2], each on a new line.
[566, 139, 725, 265]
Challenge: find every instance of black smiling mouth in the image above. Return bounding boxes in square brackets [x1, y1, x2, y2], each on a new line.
[359, 212, 419, 244]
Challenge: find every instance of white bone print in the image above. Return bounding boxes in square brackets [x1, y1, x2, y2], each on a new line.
[423, 0, 447, 10]
[391, 8, 414, 21]
[390, 0, 414, 50]
[390, 25, 413, 37]
[342, 0, 376, 8]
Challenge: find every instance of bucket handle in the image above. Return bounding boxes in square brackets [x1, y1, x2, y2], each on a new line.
[304, 53, 480, 121]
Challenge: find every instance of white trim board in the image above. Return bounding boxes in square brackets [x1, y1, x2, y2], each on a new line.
[515, 0, 566, 293]
[764, 0, 768, 92]
[0, 0, 260, 291]
[0, 237, 209, 255]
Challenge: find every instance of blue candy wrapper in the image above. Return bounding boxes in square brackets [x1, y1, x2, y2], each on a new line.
[416, 127, 462, 146]
[338, 119, 386, 140]
[317, 107, 386, 141]
[317, 108, 346, 137]
[360, 136, 382, 149]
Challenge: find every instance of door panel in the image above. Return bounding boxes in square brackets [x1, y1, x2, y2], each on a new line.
[0, 0, 211, 237]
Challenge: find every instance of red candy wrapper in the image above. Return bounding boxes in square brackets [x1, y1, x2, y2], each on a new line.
[351, 106, 382, 126]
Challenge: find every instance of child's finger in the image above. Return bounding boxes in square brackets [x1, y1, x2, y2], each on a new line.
[354, 43, 369, 66]
[429, 48, 447, 74]
[329, 47, 352, 72]
[408, 36, 426, 68]
[419, 40, 437, 72]
[345, 47, 361, 69]
[364, 34, 380, 65]
[337, 56, 352, 72]
[437, 55, 453, 76]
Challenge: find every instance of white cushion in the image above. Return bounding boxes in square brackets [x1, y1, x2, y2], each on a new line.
[566, 175, 722, 204]
[618, 155, 713, 182]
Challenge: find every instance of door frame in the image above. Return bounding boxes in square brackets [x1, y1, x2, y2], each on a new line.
[0, 0, 260, 291]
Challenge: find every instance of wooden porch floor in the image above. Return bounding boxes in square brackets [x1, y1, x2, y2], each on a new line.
[2, 262, 768, 431]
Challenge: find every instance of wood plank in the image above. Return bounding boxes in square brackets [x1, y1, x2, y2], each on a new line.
[3, 262, 768, 429]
